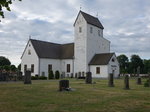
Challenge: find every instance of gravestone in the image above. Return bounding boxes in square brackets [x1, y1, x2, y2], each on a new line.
[75, 73, 78, 78]
[71, 73, 73, 78]
[124, 75, 130, 89]
[137, 77, 142, 85]
[59, 80, 69, 91]
[148, 74, 150, 87]
[136, 66, 142, 85]
[85, 72, 92, 84]
[78, 72, 81, 78]
[108, 73, 114, 87]
[24, 70, 32, 84]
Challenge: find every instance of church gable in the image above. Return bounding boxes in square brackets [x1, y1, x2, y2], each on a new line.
[89, 53, 114, 65]
[74, 11, 104, 29]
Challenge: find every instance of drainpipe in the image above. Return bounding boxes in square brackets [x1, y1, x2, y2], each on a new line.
[72, 56, 74, 77]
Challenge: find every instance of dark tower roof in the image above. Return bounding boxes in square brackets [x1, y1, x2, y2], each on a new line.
[74, 10, 104, 29]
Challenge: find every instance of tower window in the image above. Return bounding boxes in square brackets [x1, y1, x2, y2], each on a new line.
[79, 27, 82, 33]
[90, 27, 93, 33]
[28, 49, 31, 55]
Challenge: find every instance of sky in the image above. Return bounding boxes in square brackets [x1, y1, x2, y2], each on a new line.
[0, 0, 150, 66]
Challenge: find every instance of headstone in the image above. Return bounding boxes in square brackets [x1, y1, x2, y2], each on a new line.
[78, 72, 81, 77]
[148, 74, 150, 87]
[24, 70, 32, 84]
[82, 72, 85, 77]
[59, 80, 69, 91]
[75, 73, 78, 78]
[71, 73, 73, 78]
[137, 77, 142, 85]
[124, 75, 130, 90]
[85, 72, 92, 84]
[108, 73, 114, 87]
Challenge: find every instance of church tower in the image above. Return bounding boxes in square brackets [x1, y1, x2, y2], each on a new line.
[74, 11, 110, 74]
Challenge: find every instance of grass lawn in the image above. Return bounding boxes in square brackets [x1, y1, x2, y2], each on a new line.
[0, 78, 150, 112]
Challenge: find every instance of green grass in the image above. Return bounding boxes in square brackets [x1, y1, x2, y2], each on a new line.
[0, 78, 150, 112]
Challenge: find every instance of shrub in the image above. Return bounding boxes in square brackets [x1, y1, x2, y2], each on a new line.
[55, 70, 60, 79]
[49, 70, 54, 79]
[144, 79, 150, 87]
[31, 76, 38, 80]
[39, 76, 47, 80]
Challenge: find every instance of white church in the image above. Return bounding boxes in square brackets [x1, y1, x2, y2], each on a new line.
[21, 11, 120, 78]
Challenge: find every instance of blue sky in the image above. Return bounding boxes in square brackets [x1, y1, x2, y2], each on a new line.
[0, 0, 150, 66]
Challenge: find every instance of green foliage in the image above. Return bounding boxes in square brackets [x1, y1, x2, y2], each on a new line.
[3, 65, 10, 71]
[0, 56, 11, 66]
[55, 70, 60, 79]
[17, 64, 21, 71]
[143, 59, 150, 74]
[130, 55, 144, 74]
[117, 54, 129, 74]
[10, 65, 17, 72]
[0, 0, 22, 20]
[39, 76, 47, 80]
[31, 76, 38, 80]
[49, 70, 54, 79]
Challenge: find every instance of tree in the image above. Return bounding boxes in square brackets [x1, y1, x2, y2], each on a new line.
[0, 56, 11, 66]
[130, 55, 143, 74]
[143, 59, 150, 74]
[3, 65, 10, 71]
[117, 54, 129, 74]
[0, 0, 21, 20]
[10, 65, 17, 72]
[17, 63, 21, 71]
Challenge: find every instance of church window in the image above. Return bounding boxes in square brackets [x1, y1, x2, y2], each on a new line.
[79, 27, 82, 33]
[96, 67, 100, 74]
[90, 27, 93, 33]
[67, 64, 70, 73]
[112, 58, 115, 62]
[24, 65, 27, 72]
[28, 49, 31, 55]
[31, 64, 34, 73]
[48, 64, 52, 73]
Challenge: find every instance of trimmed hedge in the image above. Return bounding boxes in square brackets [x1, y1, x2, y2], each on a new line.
[55, 70, 60, 79]
[39, 76, 47, 80]
[31, 76, 47, 80]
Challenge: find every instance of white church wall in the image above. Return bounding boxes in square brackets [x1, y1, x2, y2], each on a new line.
[39, 59, 61, 77]
[90, 65, 108, 78]
[108, 54, 120, 78]
[74, 12, 88, 74]
[86, 24, 110, 70]
[60, 59, 73, 77]
[21, 40, 39, 76]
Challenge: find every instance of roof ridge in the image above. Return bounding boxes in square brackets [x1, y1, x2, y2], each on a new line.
[30, 39, 61, 45]
[80, 10, 98, 19]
